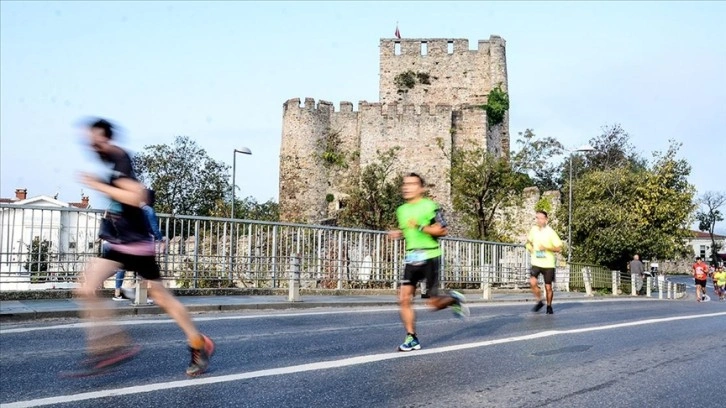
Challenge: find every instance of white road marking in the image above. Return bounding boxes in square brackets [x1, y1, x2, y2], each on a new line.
[4, 311, 725, 408]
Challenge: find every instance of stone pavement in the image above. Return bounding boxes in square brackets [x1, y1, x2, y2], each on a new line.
[0, 290, 653, 322]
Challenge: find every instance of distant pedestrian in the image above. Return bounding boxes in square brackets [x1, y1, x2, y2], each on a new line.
[629, 254, 644, 296]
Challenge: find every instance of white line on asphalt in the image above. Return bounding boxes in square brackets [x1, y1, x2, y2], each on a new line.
[4, 311, 725, 408]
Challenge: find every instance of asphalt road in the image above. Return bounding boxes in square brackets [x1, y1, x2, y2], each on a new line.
[1, 296, 724, 408]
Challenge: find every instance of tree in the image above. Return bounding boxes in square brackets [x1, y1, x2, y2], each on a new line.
[564, 140, 696, 270]
[337, 148, 404, 231]
[25, 237, 51, 282]
[584, 124, 647, 172]
[132, 136, 230, 216]
[208, 196, 280, 222]
[696, 191, 726, 265]
[443, 129, 563, 240]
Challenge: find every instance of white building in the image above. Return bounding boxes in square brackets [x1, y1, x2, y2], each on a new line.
[0, 188, 102, 290]
[686, 230, 726, 262]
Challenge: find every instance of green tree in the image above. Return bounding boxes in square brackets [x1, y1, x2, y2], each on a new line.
[696, 191, 726, 265]
[132, 136, 230, 216]
[24, 237, 52, 282]
[208, 196, 280, 222]
[337, 148, 404, 230]
[565, 140, 696, 270]
[443, 129, 562, 240]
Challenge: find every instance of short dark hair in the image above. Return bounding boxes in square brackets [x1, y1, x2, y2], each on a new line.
[404, 172, 425, 186]
[89, 118, 114, 139]
[536, 210, 548, 218]
[696, 257, 701, 261]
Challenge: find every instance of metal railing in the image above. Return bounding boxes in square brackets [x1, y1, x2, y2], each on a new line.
[1, 204, 531, 291]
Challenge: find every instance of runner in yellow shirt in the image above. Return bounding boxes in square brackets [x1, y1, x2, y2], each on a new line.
[525, 210, 563, 315]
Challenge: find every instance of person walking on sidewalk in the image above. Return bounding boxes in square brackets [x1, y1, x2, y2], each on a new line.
[112, 189, 165, 304]
[629, 254, 645, 296]
[526, 210, 563, 315]
[387, 172, 469, 352]
[74, 118, 214, 377]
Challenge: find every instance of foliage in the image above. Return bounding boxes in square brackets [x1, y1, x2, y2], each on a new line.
[132, 135, 230, 216]
[25, 237, 51, 281]
[394, 70, 432, 90]
[337, 148, 404, 230]
[207, 196, 280, 221]
[696, 191, 726, 265]
[535, 197, 553, 214]
[562, 140, 696, 270]
[479, 84, 510, 126]
[441, 129, 560, 240]
[314, 127, 347, 168]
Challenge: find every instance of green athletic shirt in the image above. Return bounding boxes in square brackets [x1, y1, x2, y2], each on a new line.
[396, 198, 447, 260]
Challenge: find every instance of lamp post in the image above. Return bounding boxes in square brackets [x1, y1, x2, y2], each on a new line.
[568, 144, 595, 264]
[230, 147, 251, 279]
[230, 147, 252, 219]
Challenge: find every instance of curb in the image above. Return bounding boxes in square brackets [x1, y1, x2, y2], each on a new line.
[0, 295, 624, 323]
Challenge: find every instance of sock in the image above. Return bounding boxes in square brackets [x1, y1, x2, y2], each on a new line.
[189, 334, 205, 349]
[407, 332, 417, 338]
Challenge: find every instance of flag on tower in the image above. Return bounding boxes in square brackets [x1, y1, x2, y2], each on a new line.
[395, 23, 401, 39]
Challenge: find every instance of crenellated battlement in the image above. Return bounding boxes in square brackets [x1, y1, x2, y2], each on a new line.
[284, 97, 456, 117]
[280, 35, 509, 224]
[379, 35, 505, 57]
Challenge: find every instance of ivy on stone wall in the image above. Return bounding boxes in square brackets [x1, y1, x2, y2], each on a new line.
[535, 197, 552, 215]
[479, 84, 510, 126]
[394, 70, 433, 91]
[315, 127, 348, 169]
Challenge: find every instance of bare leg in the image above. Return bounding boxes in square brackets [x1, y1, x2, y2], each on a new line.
[425, 295, 456, 310]
[398, 285, 416, 334]
[545, 283, 554, 305]
[530, 276, 542, 301]
[146, 280, 204, 347]
[75, 257, 131, 355]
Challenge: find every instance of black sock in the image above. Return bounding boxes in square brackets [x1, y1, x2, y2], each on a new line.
[407, 332, 417, 338]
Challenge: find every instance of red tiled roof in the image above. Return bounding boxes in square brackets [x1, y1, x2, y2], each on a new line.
[691, 230, 726, 239]
[69, 202, 89, 209]
[0, 198, 15, 203]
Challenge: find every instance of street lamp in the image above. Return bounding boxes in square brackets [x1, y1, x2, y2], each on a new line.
[568, 144, 595, 264]
[231, 147, 252, 219]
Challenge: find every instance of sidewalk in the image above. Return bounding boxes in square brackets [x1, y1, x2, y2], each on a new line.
[0, 291, 646, 322]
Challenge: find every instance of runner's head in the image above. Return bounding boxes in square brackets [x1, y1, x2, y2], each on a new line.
[402, 173, 425, 201]
[535, 210, 548, 228]
[86, 118, 115, 161]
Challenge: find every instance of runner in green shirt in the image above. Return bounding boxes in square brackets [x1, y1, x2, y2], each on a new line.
[387, 173, 469, 352]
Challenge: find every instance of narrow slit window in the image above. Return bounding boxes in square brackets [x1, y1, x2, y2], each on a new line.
[421, 42, 427, 56]
[447, 41, 454, 54]
[394, 42, 401, 56]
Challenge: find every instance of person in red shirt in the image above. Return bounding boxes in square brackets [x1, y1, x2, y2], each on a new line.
[692, 257, 709, 302]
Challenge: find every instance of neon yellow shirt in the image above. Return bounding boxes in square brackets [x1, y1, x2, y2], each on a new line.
[715, 271, 726, 286]
[527, 225, 562, 268]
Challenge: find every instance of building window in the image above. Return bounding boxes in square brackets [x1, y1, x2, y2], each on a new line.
[69, 242, 76, 249]
[700, 245, 706, 258]
[88, 242, 94, 250]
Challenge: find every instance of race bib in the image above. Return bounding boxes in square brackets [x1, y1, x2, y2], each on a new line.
[405, 250, 427, 265]
[535, 250, 545, 259]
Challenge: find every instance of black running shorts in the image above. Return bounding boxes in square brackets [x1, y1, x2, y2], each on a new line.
[402, 256, 440, 296]
[531, 266, 556, 284]
[103, 248, 161, 281]
[694, 278, 707, 288]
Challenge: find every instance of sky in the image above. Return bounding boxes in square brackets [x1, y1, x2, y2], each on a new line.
[1, 1, 724, 231]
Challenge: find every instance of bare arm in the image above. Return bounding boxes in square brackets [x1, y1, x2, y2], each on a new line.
[80, 173, 146, 207]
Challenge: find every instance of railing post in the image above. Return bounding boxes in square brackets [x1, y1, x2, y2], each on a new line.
[193, 219, 200, 289]
[134, 278, 148, 305]
[612, 270, 619, 296]
[583, 267, 593, 296]
[658, 278, 664, 299]
[667, 281, 673, 299]
[288, 253, 301, 302]
[271, 225, 278, 288]
[646, 276, 652, 297]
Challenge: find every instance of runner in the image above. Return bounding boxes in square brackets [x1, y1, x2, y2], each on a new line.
[713, 266, 726, 301]
[526, 210, 563, 315]
[73, 118, 214, 377]
[692, 257, 709, 302]
[387, 173, 469, 352]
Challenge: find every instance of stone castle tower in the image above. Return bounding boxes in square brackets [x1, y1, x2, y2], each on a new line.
[279, 36, 509, 224]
